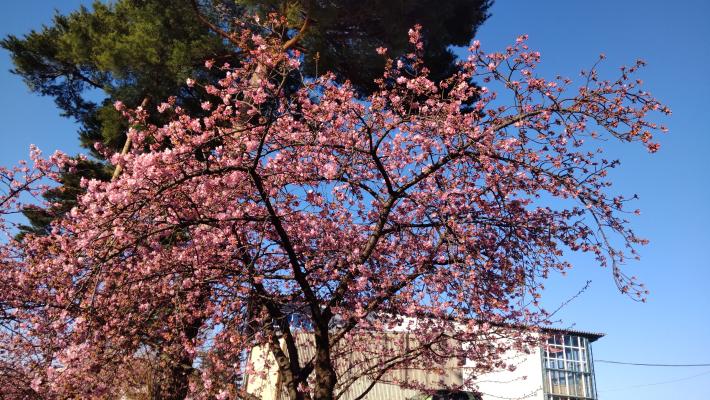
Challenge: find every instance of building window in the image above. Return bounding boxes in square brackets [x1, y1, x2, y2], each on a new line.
[542, 334, 597, 400]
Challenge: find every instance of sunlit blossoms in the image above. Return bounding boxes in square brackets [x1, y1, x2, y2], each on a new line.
[0, 24, 668, 400]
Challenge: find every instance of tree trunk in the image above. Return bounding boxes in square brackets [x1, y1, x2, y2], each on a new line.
[312, 325, 337, 400]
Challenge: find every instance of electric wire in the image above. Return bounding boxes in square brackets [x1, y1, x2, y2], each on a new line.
[597, 369, 710, 392]
[595, 359, 710, 367]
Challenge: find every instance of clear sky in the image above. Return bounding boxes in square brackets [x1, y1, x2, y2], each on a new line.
[1, 1, 708, 399]
[468, 1, 710, 399]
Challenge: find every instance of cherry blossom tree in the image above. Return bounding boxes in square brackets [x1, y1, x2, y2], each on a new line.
[0, 22, 669, 400]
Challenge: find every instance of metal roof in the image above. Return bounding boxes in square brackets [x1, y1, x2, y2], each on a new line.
[541, 325, 605, 342]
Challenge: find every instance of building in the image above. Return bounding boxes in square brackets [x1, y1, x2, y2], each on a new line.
[244, 326, 603, 400]
[471, 328, 602, 400]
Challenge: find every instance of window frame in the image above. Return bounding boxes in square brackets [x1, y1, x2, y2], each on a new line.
[540, 333, 598, 400]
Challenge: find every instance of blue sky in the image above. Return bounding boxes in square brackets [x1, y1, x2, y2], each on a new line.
[1, 1, 708, 399]
[468, 1, 710, 399]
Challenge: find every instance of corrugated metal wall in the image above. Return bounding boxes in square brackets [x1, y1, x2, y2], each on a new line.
[252, 332, 465, 400]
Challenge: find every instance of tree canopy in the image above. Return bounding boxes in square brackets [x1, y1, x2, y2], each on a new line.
[0, 19, 669, 399]
[1, 1, 492, 396]
[3, 0, 492, 237]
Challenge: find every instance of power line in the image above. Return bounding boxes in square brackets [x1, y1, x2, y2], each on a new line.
[596, 359, 710, 367]
[598, 369, 710, 392]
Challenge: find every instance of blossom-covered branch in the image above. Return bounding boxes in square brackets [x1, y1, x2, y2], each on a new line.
[0, 23, 669, 400]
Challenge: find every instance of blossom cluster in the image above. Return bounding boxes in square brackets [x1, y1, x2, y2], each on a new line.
[0, 24, 668, 399]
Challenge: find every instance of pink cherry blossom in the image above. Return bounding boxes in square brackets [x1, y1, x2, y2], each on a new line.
[0, 22, 668, 400]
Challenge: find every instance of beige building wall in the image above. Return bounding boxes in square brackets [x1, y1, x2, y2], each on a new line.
[244, 344, 284, 400]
